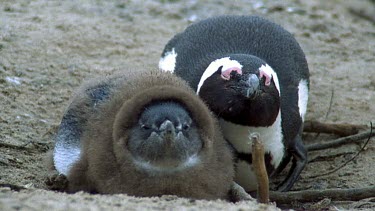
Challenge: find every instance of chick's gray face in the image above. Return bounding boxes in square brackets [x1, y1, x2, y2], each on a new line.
[128, 102, 202, 172]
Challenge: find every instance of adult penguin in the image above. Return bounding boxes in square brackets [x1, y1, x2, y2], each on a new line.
[159, 15, 309, 192]
[46, 70, 241, 200]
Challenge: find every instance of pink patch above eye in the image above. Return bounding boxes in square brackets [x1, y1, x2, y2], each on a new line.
[221, 67, 242, 80]
[259, 70, 271, 86]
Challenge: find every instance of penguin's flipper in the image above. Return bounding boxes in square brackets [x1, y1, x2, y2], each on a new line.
[159, 33, 185, 73]
[53, 81, 113, 176]
[53, 107, 85, 176]
[160, 32, 182, 57]
[276, 134, 307, 192]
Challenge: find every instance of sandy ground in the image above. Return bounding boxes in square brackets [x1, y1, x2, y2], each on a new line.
[0, 0, 374, 210]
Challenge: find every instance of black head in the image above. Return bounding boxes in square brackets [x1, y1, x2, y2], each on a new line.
[198, 54, 280, 126]
[127, 101, 202, 172]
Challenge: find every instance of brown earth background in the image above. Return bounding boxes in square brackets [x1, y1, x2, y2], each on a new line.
[0, 0, 374, 210]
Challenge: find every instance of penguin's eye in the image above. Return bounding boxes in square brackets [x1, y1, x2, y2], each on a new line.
[182, 124, 190, 131]
[141, 124, 151, 130]
[230, 71, 241, 79]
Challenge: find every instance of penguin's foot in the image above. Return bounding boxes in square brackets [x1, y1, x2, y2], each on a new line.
[45, 171, 69, 191]
[276, 136, 307, 192]
[229, 182, 255, 202]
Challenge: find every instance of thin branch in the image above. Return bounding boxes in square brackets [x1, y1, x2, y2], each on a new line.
[308, 123, 373, 178]
[308, 152, 354, 163]
[0, 142, 28, 150]
[324, 88, 334, 121]
[270, 186, 375, 204]
[303, 121, 367, 137]
[0, 160, 10, 166]
[250, 133, 269, 204]
[311, 89, 334, 141]
[0, 140, 50, 152]
[0, 183, 27, 191]
[306, 129, 374, 151]
[348, 8, 375, 23]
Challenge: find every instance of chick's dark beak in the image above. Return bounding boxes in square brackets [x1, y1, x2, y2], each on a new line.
[159, 120, 176, 141]
[239, 73, 260, 98]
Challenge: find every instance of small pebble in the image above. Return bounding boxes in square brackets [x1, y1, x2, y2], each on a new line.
[0, 187, 12, 192]
[187, 14, 198, 23]
[5, 76, 21, 85]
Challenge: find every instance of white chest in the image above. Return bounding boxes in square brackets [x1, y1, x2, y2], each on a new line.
[219, 111, 284, 167]
[219, 112, 284, 191]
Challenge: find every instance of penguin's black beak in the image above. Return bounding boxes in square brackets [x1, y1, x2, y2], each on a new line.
[238, 73, 260, 98]
[159, 120, 176, 141]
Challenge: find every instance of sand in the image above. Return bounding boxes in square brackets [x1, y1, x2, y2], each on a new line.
[1, 0, 374, 210]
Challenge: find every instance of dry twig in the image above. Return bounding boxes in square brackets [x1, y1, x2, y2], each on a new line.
[303, 120, 367, 137]
[0, 140, 50, 152]
[308, 124, 373, 178]
[325, 88, 334, 121]
[0, 183, 27, 191]
[348, 8, 375, 23]
[306, 129, 374, 151]
[250, 133, 269, 204]
[309, 89, 335, 141]
[270, 186, 375, 204]
[0, 142, 28, 150]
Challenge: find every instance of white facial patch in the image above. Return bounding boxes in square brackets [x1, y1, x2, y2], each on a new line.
[298, 79, 309, 121]
[159, 48, 177, 73]
[53, 142, 81, 175]
[132, 154, 200, 175]
[196, 57, 242, 94]
[259, 64, 280, 95]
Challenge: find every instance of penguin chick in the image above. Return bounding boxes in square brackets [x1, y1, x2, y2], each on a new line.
[47, 70, 235, 200]
[159, 15, 309, 192]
